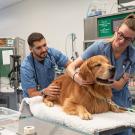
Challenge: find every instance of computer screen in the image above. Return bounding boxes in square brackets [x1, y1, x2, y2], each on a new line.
[112, 19, 123, 32]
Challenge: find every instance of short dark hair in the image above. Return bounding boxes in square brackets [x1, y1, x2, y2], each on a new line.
[27, 32, 45, 47]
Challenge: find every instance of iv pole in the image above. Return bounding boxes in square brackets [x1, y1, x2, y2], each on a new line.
[71, 33, 78, 61]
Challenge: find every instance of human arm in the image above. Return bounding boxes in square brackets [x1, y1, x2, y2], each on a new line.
[28, 88, 42, 97]
[21, 66, 43, 97]
[67, 60, 130, 88]
[21, 62, 38, 97]
[49, 48, 71, 68]
[66, 57, 83, 80]
[111, 73, 130, 90]
[66, 41, 101, 85]
[21, 61, 60, 97]
[66, 57, 93, 85]
[28, 84, 60, 98]
[64, 60, 72, 68]
[112, 62, 135, 90]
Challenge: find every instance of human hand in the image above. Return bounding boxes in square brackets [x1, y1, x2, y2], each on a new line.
[43, 84, 60, 98]
[122, 73, 130, 82]
[73, 72, 94, 86]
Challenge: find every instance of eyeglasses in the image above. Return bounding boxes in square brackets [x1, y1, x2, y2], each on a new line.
[117, 31, 135, 44]
[33, 43, 47, 51]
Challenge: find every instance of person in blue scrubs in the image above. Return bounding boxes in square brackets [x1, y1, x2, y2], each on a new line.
[67, 14, 135, 135]
[21, 32, 70, 98]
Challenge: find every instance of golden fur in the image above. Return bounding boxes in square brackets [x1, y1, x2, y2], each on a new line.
[43, 55, 124, 120]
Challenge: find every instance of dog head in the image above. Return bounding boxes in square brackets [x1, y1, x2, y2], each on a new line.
[80, 55, 115, 85]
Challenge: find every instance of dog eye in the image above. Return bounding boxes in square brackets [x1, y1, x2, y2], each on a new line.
[95, 63, 101, 67]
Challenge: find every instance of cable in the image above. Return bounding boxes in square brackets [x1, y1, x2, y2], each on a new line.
[64, 34, 71, 57]
[73, 36, 79, 58]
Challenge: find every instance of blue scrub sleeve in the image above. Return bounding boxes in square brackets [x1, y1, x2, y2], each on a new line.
[81, 41, 101, 60]
[51, 48, 68, 67]
[21, 65, 36, 93]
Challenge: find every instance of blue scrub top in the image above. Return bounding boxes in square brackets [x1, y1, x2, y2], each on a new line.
[82, 40, 135, 107]
[21, 47, 68, 97]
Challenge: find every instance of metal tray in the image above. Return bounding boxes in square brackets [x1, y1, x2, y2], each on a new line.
[0, 107, 20, 121]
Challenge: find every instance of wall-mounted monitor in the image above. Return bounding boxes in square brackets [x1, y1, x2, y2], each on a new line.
[97, 12, 135, 38]
[112, 18, 123, 32]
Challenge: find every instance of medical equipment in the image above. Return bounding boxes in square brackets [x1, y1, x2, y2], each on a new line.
[71, 33, 78, 61]
[65, 33, 79, 61]
[0, 38, 25, 110]
[8, 55, 21, 89]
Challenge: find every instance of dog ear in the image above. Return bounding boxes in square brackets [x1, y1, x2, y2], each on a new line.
[79, 61, 95, 82]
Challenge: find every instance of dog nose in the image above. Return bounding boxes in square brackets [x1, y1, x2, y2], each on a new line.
[109, 66, 115, 73]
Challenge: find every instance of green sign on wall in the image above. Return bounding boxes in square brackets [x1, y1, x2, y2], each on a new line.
[97, 12, 135, 38]
[0, 47, 14, 77]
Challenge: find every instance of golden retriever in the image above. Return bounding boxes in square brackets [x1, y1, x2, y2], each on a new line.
[43, 55, 124, 120]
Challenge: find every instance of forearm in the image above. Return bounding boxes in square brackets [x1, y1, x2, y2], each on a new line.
[28, 88, 42, 97]
[66, 63, 76, 79]
[111, 77, 128, 90]
[66, 57, 83, 78]
[64, 60, 72, 68]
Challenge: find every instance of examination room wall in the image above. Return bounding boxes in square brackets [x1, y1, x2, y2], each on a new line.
[0, 0, 117, 58]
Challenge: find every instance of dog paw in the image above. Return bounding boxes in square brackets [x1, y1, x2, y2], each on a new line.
[45, 101, 54, 107]
[79, 112, 92, 120]
[111, 106, 125, 113]
[116, 108, 125, 113]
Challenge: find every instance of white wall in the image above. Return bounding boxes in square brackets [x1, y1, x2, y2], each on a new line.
[0, 0, 118, 58]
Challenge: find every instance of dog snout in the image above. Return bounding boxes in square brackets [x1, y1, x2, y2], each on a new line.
[109, 66, 115, 74]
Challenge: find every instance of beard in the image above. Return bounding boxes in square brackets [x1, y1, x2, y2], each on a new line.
[33, 51, 47, 60]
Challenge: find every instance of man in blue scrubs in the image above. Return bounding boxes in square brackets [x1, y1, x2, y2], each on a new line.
[21, 32, 70, 98]
[67, 14, 135, 135]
